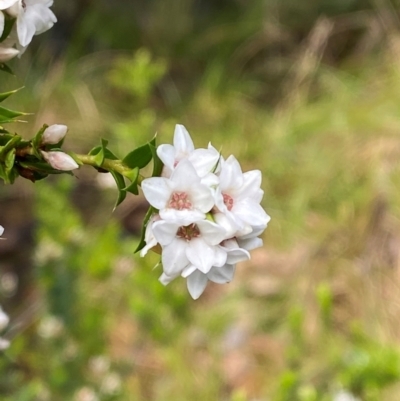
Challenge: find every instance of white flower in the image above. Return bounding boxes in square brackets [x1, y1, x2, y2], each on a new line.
[6, 0, 57, 48]
[157, 124, 220, 178]
[41, 150, 79, 171]
[0, 306, 10, 350]
[153, 219, 227, 282]
[41, 124, 68, 145]
[141, 159, 214, 226]
[214, 155, 270, 237]
[183, 238, 250, 299]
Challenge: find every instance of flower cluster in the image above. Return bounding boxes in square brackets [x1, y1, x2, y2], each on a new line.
[140, 125, 270, 299]
[0, 0, 56, 62]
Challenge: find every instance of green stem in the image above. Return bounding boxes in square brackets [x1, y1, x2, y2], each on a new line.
[74, 154, 143, 185]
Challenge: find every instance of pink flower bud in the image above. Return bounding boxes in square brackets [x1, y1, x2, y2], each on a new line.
[42, 124, 68, 145]
[41, 151, 79, 171]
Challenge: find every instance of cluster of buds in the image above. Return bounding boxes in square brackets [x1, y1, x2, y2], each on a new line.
[0, 0, 56, 62]
[140, 125, 270, 299]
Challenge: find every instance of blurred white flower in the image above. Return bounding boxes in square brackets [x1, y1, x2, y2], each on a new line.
[41, 150, 79, 171]
[89, 355, 110, 376]
[101, 372, 122, 395]
[0, 225, 4, 237]
[0, 306, 10, 350]
[74, 387, 99, 401]
[6, 0, 57, 47]
[38, 315, 64, 339]
[41, 124, 68, 145]
[333, 390, 360, 401]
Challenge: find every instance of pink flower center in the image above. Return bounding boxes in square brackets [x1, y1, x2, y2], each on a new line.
[168, 192, 192, 210]
[177, 224, 200, 241]
[223, 193, 234, 211]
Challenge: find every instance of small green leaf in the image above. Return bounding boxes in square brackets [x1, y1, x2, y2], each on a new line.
[0, 88, 22, 103]
[0, 63, 14, 75]
[109, 171, 127, 210]
[0, 135, 21, 159]
[4, 149, 16, 183]
[134, 206, 156, 253]
[31, 125, 48, 157]
[123, 142, 153, 169]
[0, 105, 28, 121]
[123, 167, 139, 195]
[149, 143, 163, 177]
[0, 17, 15, 43]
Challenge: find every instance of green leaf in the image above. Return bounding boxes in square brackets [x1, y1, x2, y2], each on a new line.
[0, 63, 14, 75]
[0, 17, 15, 43]
[134, 206, 156, 253]
[31, 124, 48, 157]
[123, 167, 139, 195]
[0, 135, 21, 159]
[88, 138, 109, 167]
[149, 143, 163, 177]
[4, 148, 16, 184]
[122, 142, 153, 169]
[109, 171, 127, 210]
[0, 105, 29, 122]
[0, 87, 22, 103]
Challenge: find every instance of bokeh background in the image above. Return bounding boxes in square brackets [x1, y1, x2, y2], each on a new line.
[2, 1, 400, 400]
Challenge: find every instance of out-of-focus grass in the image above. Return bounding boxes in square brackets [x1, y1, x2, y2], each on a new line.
[3, 30, 400, 401]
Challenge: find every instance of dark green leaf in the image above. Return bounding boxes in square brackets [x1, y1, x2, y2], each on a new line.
[0, 63, 14, 75]
[0, 17, 15, 43]
[0, 135, 21, 159]
[0, 88, 22, 103]
[0, 105, 28, 121]
[123, 142, 152, 169]
[110, 171, 126, 210]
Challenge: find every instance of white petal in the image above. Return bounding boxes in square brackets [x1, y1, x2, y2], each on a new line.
[219, 155, 243, 192]
[201, 172, 219, 188]
[226, 247, 250, 265]
[157, 144, 175, 173]
[0, 11, 4, 37]
[233, 170, 263, 202]
[188, 185, 214, 213]
[196, 220, 227, 246]
[238, 236, 263, 251]
[239, 224, 269, 240]
[213, 244, 228, 267]
[181, 264, 197, 278]
[232, 198, 270, 227]
[161, 239, 189, 277]
[0, 0, 18, 11]
[152, 220, 179, 246]
[0, 226, 3, 236]
[159, 272, 178, 286]
[188, 147, 220, 177]
[187, 238, 226, 274]
[139, 217, 159, 257]
[187, 270, 208, 300]
[213, 212, 240, 239]
[173, 124, 194, 155]
[141, 177, 173, 210]
[160, 209, 205, 226]
[17, 12, 36, 47]
[207, 264, 235, 284]
[170, 159, 200, 189]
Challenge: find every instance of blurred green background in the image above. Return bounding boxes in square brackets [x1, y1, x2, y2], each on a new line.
[2, 0, 400, 400]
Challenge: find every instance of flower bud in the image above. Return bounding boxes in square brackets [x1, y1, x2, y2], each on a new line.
[41, 151, 79, 171]
[42, 124, 68, 145]
[0, 45, 19, 62]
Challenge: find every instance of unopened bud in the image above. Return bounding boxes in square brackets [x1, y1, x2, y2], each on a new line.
[0, 46, 19, 62]
[42, 124, 68, 145]
[41, 151, 79, 171]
